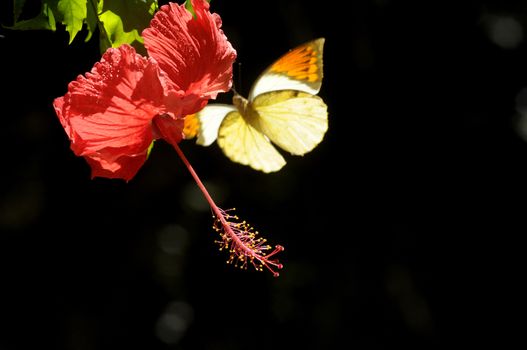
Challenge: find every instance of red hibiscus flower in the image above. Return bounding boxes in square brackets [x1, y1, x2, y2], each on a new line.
[143, 0, 236, 117]
[53, 0, 236, 181]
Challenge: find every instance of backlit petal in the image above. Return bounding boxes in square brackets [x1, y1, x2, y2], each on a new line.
[53, 45, 169, 180]
[143, 0, 236, 116]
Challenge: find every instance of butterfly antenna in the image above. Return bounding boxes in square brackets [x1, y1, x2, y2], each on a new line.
[233, 62, 243, 95]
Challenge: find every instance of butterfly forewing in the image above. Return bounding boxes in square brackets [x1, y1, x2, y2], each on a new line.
[248, 38, 325, 101]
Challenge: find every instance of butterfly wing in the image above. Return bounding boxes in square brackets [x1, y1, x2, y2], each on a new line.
[248, 38, 325, 101]
[217, 110, 286, 173]
[193, 105, 237, 146]
[196, 38, 327, 172]
[252, 90, 328, 156]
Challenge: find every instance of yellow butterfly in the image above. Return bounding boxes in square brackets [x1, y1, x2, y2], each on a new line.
[188, 38, 328, 173]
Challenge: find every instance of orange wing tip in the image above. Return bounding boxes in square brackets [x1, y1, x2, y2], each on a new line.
[183, 113, 199, 139]
[270, 38, 324, 83]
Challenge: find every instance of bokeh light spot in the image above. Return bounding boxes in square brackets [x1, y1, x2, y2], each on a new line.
[155, 301, 194, 345]
[514, 87, 527, 141]
[157, 224, 189, 255]
[487, 16, 523, 49]
[182, 180, 227, 212]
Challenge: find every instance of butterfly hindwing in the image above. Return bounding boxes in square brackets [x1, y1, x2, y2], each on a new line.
[252, 90, 328, 155]
[217, 111, 286, 173]
[248, 38, 325, 100]
[194, 105, 237, 146]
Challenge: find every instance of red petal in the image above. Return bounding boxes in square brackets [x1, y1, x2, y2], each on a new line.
[143, 0, 237, 116]
[85, 151, 148, 182]
[54, 45, 169, 180]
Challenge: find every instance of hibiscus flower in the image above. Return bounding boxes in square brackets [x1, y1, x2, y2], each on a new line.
[54, 0, 236, 181]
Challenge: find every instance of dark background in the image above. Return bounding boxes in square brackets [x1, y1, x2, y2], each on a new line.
[0, 0, 523, 349]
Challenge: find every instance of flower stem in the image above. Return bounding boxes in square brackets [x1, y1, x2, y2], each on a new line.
[172, 143, 219, 214]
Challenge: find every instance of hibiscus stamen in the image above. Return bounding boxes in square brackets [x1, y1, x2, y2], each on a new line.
[172, 143, 284, 277]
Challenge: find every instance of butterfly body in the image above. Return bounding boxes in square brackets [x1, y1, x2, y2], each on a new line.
[193, 38, 328, 173]
[230, 93, 267, 130]
[231, 94, 252, 121]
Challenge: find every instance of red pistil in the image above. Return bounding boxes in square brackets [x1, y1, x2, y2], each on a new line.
[172, 143, 284, 277]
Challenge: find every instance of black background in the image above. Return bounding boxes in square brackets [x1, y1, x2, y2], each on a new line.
[0, 0, 523, 349]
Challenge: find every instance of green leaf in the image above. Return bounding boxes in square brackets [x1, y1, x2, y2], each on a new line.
[84, 0, 97, 42]
[8, 0, 159, 50]
[7, 2, 56, 31]
[184, 1, 194, 17]
[185, 0, 211, 18]
[147, 140, 155, 159]
[98, 0, 157, 53]
[101, 0, 157, 33]
[13, 0, 27, 22]
[98, 9, 141, 52]
[57, 0, 88, 44]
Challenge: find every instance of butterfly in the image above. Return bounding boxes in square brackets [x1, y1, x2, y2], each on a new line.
[190, 38, 328, 173]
